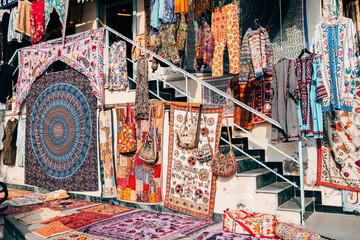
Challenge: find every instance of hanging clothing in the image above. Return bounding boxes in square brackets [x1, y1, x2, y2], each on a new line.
[344, 0, 360, 44]
[271, 59, 300, 142]
[160, 0, 177, 25]
[314, 16, 360, 112]
[211, 2, 240, 77]
[2, 118, 18, 166]
[0, 64, 16, 104]
[176, 13, 187, 52]
[192, 0, 215, 22]
[8, 6, 23, 42]
[106, 41, 128, 91]
[135, 55, 150, 120]
[252, 74, 272, 124]
[151, 0, 161, 29]
[16, 116, 25, 167]
[15, 0, 32, 37]
[0, 122, 4, 151]
[151, 24, 181, 71]
[175, 0, 189, 21]
[239, 26, 274, 83]
[195, 21, 214, 71]
[44, 0, 69, 42]
[30, 0, 45, 44]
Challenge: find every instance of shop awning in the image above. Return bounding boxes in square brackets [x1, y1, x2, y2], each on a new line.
[0, 0, 17, 9]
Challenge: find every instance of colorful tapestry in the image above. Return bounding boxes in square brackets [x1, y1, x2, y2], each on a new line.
[43, 212, 110, 229]
[25, 69, 98, 191]
[53, 231, 111, 240]
[14, 28, 104, 114]
[39, 198, 95, 211]
[317, 85, 360, 191]
[14, 208, 65, 225]
[33, 221, 73, 238]
[195, 230, 278, 240]
[78, 204, 134, 216]
[115, 104, 164, 204]
[8, 197, 44, 207]
[77, 210, 218, 239]
[165, 104, 224, 219]
[4, 205, 41, 215]
[343, 190, 360, 212]
[98, 110, 117, 198]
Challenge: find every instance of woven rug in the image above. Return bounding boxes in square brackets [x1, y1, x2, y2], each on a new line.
[4, 205, 41, 215]
[39, 198, 96, 211]
[33, 221, 73, 238]
[25, 69, 98, 191]
[115, 104, 165, 204]
[43, 212, 110, 229]
[164, 104, 224, 219]
[195, 229, 278, 240]
[77, 210, 218, 239]
[78, 204, 134, 216]
[14, 208, 65, 225]
[98, 109, 117, 198]
[53, 231, 111, 240]
[317, 86, 360, 191]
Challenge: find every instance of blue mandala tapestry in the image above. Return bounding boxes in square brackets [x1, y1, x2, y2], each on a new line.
[25, 69, 98, 191]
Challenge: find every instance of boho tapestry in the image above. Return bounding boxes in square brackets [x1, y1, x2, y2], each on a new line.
[165, 104, 224, 219]
[115, 104, 164, 203]
[25, 69, 98, 191]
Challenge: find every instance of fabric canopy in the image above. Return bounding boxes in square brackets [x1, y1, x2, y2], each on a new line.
[14, 27, 104, 114]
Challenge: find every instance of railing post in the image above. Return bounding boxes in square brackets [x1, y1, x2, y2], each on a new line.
[298, 140, 305, 226]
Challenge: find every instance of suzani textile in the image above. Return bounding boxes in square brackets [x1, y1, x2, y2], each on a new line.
[98, 110, 117, 198]
[317, 85, 360, 191]
[106, 41, 128, 90]
[15, 28, 104, 114]
[165, 104, 224, 219]
[78, 204, 134, 216]
[44, 212, 110, 229]
[25, 70, 98, 191]
[314, 16, 360, 112]
[115, 104, 164, 203]
[77, 210, 218, 239]
[44, 0, 69, 42]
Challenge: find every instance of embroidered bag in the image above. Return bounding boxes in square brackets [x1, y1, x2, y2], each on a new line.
[138, 105, 158, 165]
[176, 103, 201, 149]
[274, 222, 323, 240]
[211, 108, 237, 176]
[118, 103, 136, 153]
[196, 105, 213, 163]
[223, 209, 278, 238]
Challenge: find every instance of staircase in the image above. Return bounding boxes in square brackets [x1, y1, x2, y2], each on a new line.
[218, 126, 315, 225]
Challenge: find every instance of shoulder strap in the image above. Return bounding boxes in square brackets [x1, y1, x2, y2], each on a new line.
[224, 107, 233, 150]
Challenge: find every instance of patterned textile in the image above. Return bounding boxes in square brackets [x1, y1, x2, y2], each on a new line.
[77, 210, 218, 239]
[202, 75, 232, 114]
[43, 212, 110, 229]
[16, 116, 25, 167]
[14, 28, 104, 115]
[44, 0, 69, 42]
[115, 104, 164, 203]
[195, 230, 277, 240]
[175, 0, 189, 21]
[14, 208, 65, 225]
[274, 223, 322, 240]
[160, 0, 177, 25]
[98, 110, 117, 198]
[2, 118, 18, 165]
[53, 231, 111, 240]
[0, 188, 32, 200]
[152, 24, 181, 71]
[25, 70, 98, 191]
[106, 41, 128, 91]
[252, 75, 272, 124]
[320, 0, 344, 21]
[317, 86, 360, 191]
[239, 26, 273, 83]
[8, 7, 23, 42]
[176, 13, 188, 52]
[135, 55, 150, 120]
[30, 0, 45, 44]
[314, 16, 360, 112]
[195, 21, 214, 71]
[33, 221, 73, 238]
[39, 198, 95, 211]
[8, 197, 44, 207]
[211, 2, 240, 77]
[78, 204, 134, 216]
[343, 190, 360, 212]
[165, 104, 224, 219]
[192, 0, 215, 22]
[4, 205, 41, 215]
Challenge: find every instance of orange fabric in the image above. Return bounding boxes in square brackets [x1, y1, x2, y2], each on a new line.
[175, 0, 189, 21]
[33, 221, 73, 238]
[45, 190, 69, 202]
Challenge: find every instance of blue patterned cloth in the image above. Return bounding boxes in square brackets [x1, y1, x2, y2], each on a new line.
[106, 41, 128, 91]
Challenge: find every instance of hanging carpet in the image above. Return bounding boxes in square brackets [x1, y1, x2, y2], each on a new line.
[25, 69, 98, 191]
[165, 104, 224, 219]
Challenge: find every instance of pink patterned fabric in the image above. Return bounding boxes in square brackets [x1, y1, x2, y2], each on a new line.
[14, 28, 104, 114]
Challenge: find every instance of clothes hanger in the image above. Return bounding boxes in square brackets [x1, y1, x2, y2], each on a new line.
[252, 19, 260, 30]
[298, 48, 311, 59]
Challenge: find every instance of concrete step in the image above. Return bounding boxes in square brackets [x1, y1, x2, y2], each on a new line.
[278, 197, 315, 221]
[256, 182, 295, 206]
[236, 168, 276, 189]
[236, 157, 261, 173]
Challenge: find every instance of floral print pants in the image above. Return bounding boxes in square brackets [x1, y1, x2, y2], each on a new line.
[211, 2, 240, 77]
[106, 41, 128, 91]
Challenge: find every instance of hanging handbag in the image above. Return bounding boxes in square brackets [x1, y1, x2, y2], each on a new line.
[138, 105, 158, 165]
[211, 108, 237, 177]
[176, 103, 201, 149]
[196, 105, 213, 163]
[117, 103, 137, 153]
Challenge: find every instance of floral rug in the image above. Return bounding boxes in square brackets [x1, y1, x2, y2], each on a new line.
[4, 205, 41, 215]
[77, 210, 218, 239]
[14, 208, 65, 225]
[43, 212, 110, 229]
[164, 104, 224, 219]
[39, 198, 96, 211]
[195, 229, 278, 240]
[78, 203, 134, 216]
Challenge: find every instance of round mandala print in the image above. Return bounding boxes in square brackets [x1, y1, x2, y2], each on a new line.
[30, 83, 92, 179]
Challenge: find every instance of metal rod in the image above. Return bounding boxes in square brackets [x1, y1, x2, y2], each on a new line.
[185, 75, 188, 96]
[298, 140, 305, 226]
